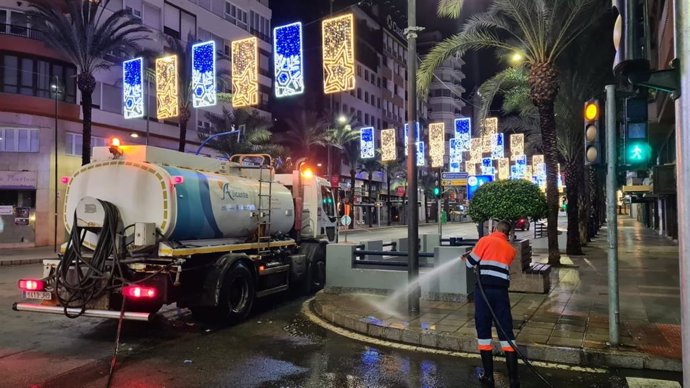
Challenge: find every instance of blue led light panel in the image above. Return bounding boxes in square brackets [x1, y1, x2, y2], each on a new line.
[454, 117, 471, 151]
[449, 138, 461, 172]
[274, 22, 304, 98]
[360, 127, 375, 159]
[192, 41, 217, 108]
[123, 57, 144, 119]
[404, 122, 420, 156]
[417, 141, 425, 167]
[491, 133, 504, 159]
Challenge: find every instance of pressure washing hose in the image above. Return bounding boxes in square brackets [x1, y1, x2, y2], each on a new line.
[473, 265, 553, 388]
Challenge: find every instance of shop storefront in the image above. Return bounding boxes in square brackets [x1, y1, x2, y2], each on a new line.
[0, 170, 37, 246]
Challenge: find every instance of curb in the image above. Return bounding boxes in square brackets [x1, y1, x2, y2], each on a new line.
[0, 258, 47, 267]
[310, 293, 682, 373]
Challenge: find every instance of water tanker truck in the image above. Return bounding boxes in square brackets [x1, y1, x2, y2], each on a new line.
[12, 144, 338, 323]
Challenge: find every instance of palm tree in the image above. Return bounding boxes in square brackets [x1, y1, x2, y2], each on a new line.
[382, 159, 405, 225]
[327, 123, 360, 229]
[419, 0, 604, 265]
[201, 107, 284, 158]
[28, 0, 149, 165]
[278, 110, 329, 159]
[360, 157, 382, 227]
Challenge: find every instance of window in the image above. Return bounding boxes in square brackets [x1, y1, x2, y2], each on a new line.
[0, 128, 39, 152]
[197, 120, 213, 132]
[357, 88, 362, 99]
[377, 98, 381, 109]
[65, 133, 107, 156]
[365, 113, 369, 124]
[364, 70, 368, 82]
[356, 65, 361, 76]
[364, 91, 368, 103]
[225, 2, 248, 30]
[1, 53, 76, 103]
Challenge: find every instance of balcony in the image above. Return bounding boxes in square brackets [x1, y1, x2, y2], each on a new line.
[0, 24, 43, 41]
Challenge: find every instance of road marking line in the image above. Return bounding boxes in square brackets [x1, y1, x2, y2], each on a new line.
[626, 377, 681, 388]
[301, 298, 607, 374]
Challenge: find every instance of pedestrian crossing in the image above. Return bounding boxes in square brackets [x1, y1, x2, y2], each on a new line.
[626, 377, 681, 388]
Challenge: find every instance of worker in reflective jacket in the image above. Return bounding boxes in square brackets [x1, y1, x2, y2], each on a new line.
[462, 220, 519, 388]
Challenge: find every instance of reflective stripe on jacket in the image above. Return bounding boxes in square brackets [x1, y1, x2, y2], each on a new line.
[466, 231, 516, 288]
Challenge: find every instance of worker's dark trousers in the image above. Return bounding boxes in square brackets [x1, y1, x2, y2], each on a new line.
[475, 284, 516, 351]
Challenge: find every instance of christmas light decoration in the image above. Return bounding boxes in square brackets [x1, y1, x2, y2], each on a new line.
[491, 133, 504, 159]
[322, 14, 355, 94]
[470, 138, 482, 163]
[155, 55, 178, 119]
[454, 117, 471, 151]
[429, 122, 445, 168]
[381, 128, 397, 161]
[192, 41, 216, 108]
[481, 157, 494, 176]
[360, 127, 375, 159]
[449, 138, 462, 172]
[232, 37, 259, 107]
[512, 155, 527, 179]
[498, 158, 509, 180]
[274, 22, 304, 97]
[404, 122, 420, 156]
[482, 117, 498, 153]
[123, 57, 144, 119]
[465, 162, 476, 174]
[417, 141, 425, 167]
[524, 165, 533, 182]
[510, 133, 524, 160]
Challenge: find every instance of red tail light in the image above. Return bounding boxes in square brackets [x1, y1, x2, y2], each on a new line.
[18, 279, 45, 291]
[172, 175, 184, 185]
[122, 286, 157, 299]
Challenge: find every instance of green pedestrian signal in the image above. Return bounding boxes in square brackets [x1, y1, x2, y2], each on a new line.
[625, 140, 651, 165]
[433, 186, 441, 198]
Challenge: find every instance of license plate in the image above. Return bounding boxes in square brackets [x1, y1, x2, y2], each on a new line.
[22, 291, 52, 300]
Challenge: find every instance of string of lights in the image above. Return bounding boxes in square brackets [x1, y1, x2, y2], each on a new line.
[123, 57, 144, 119]
[381, 128, 397, 162]
[231, 37, 259, 107]
[155, 55, 179, 119]
[191, 40, 217, 108]
[428, 122, 445, 168]
[360, 127, 375, 159]
[322, 14, 356, 94]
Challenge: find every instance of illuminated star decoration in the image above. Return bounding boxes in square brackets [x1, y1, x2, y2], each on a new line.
[322, 14, 355, 94]
[404, 122, 420, 156]
[481, 157, 494, 176]
[465, 162, 476, 175]
[123, 57, 144, 119]
[482, 117, 498, 153]
[429, 122, 445, 168]
[498, 158, 510, 180]
[274, 22, 304, 98]
[192, 41, 217, 108]
[454, 117, 471, 151]
[381, 129, 397, 161]
[156, 55, 179, 119]
[510, 133, 524, 160]
[469, 138, 482, 163]
[232, 37, 259, 107]
[360, 127, 375, 159]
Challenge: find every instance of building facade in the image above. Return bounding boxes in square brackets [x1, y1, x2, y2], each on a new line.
[0, 0, 272, 247]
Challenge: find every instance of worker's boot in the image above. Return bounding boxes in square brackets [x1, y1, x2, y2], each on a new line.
[478, 350, 495, 387]
[505, 351, 520, 388]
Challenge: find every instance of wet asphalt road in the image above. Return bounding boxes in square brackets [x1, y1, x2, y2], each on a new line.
[1, 264, 684, 388]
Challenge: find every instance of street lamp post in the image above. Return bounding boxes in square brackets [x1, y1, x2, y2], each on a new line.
[405, 0, 422, 314]
[51, 77, 60, 253]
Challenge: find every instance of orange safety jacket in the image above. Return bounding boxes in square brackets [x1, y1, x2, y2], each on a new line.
[466, 231, 516, 288]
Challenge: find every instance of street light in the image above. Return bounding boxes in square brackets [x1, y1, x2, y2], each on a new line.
[50, 78, 61, 253]
[337, 115, 348, 124]
[510, 51, 524, 64]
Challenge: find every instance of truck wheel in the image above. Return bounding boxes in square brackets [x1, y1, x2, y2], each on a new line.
[303, 259, 326, 294]
[219, 262, 255, 324]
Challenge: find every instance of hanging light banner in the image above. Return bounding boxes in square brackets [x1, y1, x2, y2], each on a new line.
[429, 122, 445, 168]
[454, 117, 471, 151]
[322, 14, 355, 94]
[417, 141, 425, 167]
[155, 55, 178, 119]
[469, 138, 482, 163]
[481, 157, 494, 176]
[497, 158, 510, 180]
[449, 138, 462, 172]
[491, 133, 504, 159]
[482, 117, 498, 153]
[404, 122, 420, 156]
[274, 22, 304, 98]
[123, 57, 144, 119]
[557, 163, 563, 189]
[524, 165, 533, 182]
[381, 128, 397, 161]
[360, 127, 375, 159]
[511, 155, 527, 179]
[232, 37, 259, 107]
[191, 41, 216, 108]
[532, 154, 546, 176]
[465, 161, 476, 174]
[510, 133, 524, 160]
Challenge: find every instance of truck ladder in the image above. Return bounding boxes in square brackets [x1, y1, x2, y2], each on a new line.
[256, 164, 273, 252]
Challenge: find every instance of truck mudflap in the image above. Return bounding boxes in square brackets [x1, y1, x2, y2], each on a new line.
[12, 302, 152, 322]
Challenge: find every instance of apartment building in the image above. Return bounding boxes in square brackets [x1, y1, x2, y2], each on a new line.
[0, 0, 272, 247]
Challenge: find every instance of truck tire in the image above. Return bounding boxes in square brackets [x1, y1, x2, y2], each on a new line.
[303, 259, 326, 294]
[219, 262, 255, 324]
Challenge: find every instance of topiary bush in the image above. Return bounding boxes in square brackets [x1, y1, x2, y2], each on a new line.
[468, 180, 548, 234]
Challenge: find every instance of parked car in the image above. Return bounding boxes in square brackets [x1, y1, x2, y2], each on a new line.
[515, 218, 530, 231]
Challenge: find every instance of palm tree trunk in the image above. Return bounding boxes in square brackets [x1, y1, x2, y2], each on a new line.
[578, 177, 589, 244]
[368, 171, 373, 228]
[349, 169, 355, 230]
[537, 102, 561, 265]
[77, 73, 96, 166]
[178, 106, 191, 152]
[564, 160, 583, 255]
[387, 168, 391, 226]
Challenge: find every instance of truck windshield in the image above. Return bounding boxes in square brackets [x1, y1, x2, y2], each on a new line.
[321, 186, 336, 217]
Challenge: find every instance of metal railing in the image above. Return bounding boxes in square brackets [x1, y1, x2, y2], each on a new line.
[0, 24, 44, 40]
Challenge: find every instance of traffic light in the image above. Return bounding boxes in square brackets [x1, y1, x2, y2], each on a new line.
[433, 186, 441, 198]
[624, 96, 651, 168]
[584, 100, 601, 165]
[612, 0, 649, 77]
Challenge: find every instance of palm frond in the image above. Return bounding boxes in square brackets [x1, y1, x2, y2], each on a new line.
[437, 0, 465, 18]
